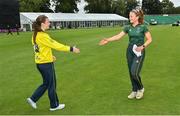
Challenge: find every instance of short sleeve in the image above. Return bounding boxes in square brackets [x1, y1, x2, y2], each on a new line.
[123, 26, 129, 33]
[143, 25, 149, 33]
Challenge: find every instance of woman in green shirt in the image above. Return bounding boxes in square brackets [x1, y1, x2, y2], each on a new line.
[99, 9, 152, 99]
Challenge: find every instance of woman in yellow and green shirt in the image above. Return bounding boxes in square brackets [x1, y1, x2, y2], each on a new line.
[27, 15, 80, 111]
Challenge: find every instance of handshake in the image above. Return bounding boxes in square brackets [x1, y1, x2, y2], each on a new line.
[72, 38, 107, 53]
[73, 40, 143, 56]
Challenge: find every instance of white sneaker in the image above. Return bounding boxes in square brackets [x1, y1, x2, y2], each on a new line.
[50, 104, 65, 111]
[27, 98, 37, 109]
[136, 88, 145, 99]
[128, 91, 137, 99]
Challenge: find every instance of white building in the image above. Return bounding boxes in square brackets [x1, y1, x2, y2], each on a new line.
[20, 12, 128, 31]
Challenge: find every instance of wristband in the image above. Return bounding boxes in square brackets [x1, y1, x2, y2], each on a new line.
[70, 46, 73, 52]
[142, 45, 146, 48]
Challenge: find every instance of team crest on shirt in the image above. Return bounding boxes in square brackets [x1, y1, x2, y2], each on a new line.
[34, 44, 39, 53]
[136, 27, 141, 33]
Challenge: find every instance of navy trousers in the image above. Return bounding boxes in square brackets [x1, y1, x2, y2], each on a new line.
[31, 62, 59, 108]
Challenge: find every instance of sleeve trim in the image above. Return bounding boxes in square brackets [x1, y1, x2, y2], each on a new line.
[70, 46, 73, 52]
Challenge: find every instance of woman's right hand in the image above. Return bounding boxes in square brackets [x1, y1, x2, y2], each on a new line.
[99, 39, 109, 46]
[73, 47, 80, 53]
[53, 56, 56, 62]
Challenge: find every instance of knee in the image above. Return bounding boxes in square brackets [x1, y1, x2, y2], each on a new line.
[130, 69, 137, 78]
[42, 81, 49, 87]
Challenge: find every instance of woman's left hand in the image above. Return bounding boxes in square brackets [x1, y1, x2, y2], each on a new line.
[53, 56, 56, 62]
[135, 46, 144, 52]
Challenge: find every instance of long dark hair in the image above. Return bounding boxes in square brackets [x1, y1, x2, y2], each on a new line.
[131, 8, 144, 24]
[33, 15, 48, 44]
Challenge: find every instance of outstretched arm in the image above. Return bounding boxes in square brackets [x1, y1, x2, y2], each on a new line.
[38, 35, 80, 53]
[99, 31, 126, 46]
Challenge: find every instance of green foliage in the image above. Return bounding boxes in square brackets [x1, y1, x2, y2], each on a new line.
[161, 0, 174, 14]
[172, 6, 180, 14]
[19, 0, 53, 12]
[53, 0, 80, 13]
[112, 0, 126, 16]
[84, 0, 137, 17]
[125, 0, 138, 17]
[19, 0, 180, 14]
[142, 0, 162, 14]
[86, 0, 112, 13]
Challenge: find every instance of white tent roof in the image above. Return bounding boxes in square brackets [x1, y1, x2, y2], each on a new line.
[20, 12, 128, 24]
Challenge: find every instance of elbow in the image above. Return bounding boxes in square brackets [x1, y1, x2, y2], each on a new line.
[148, 37, 152, 44]
[150, 38, 152, 43]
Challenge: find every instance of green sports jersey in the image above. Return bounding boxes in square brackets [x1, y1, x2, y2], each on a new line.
[123, 24, 149, 46]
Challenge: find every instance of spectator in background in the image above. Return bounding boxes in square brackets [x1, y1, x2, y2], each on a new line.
[7, 25, 13, 35]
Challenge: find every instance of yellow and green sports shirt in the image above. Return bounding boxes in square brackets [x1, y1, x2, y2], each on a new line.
[32, 32, 72, 64]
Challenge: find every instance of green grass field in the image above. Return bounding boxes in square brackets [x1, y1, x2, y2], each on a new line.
[0, 26, 180, 115]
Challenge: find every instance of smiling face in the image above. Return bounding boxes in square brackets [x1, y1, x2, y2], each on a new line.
[129, 12, 139, 24]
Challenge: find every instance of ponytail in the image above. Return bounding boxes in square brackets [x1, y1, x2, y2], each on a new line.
[138, 10, 144, 24]
[32, 15, 48, 44]
[33, 21, 39, 44]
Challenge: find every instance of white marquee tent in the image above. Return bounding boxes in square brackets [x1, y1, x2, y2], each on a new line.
[20, 12, 128, 31]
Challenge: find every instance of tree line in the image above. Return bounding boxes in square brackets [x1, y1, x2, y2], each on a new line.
[19, 0, 180, 17]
